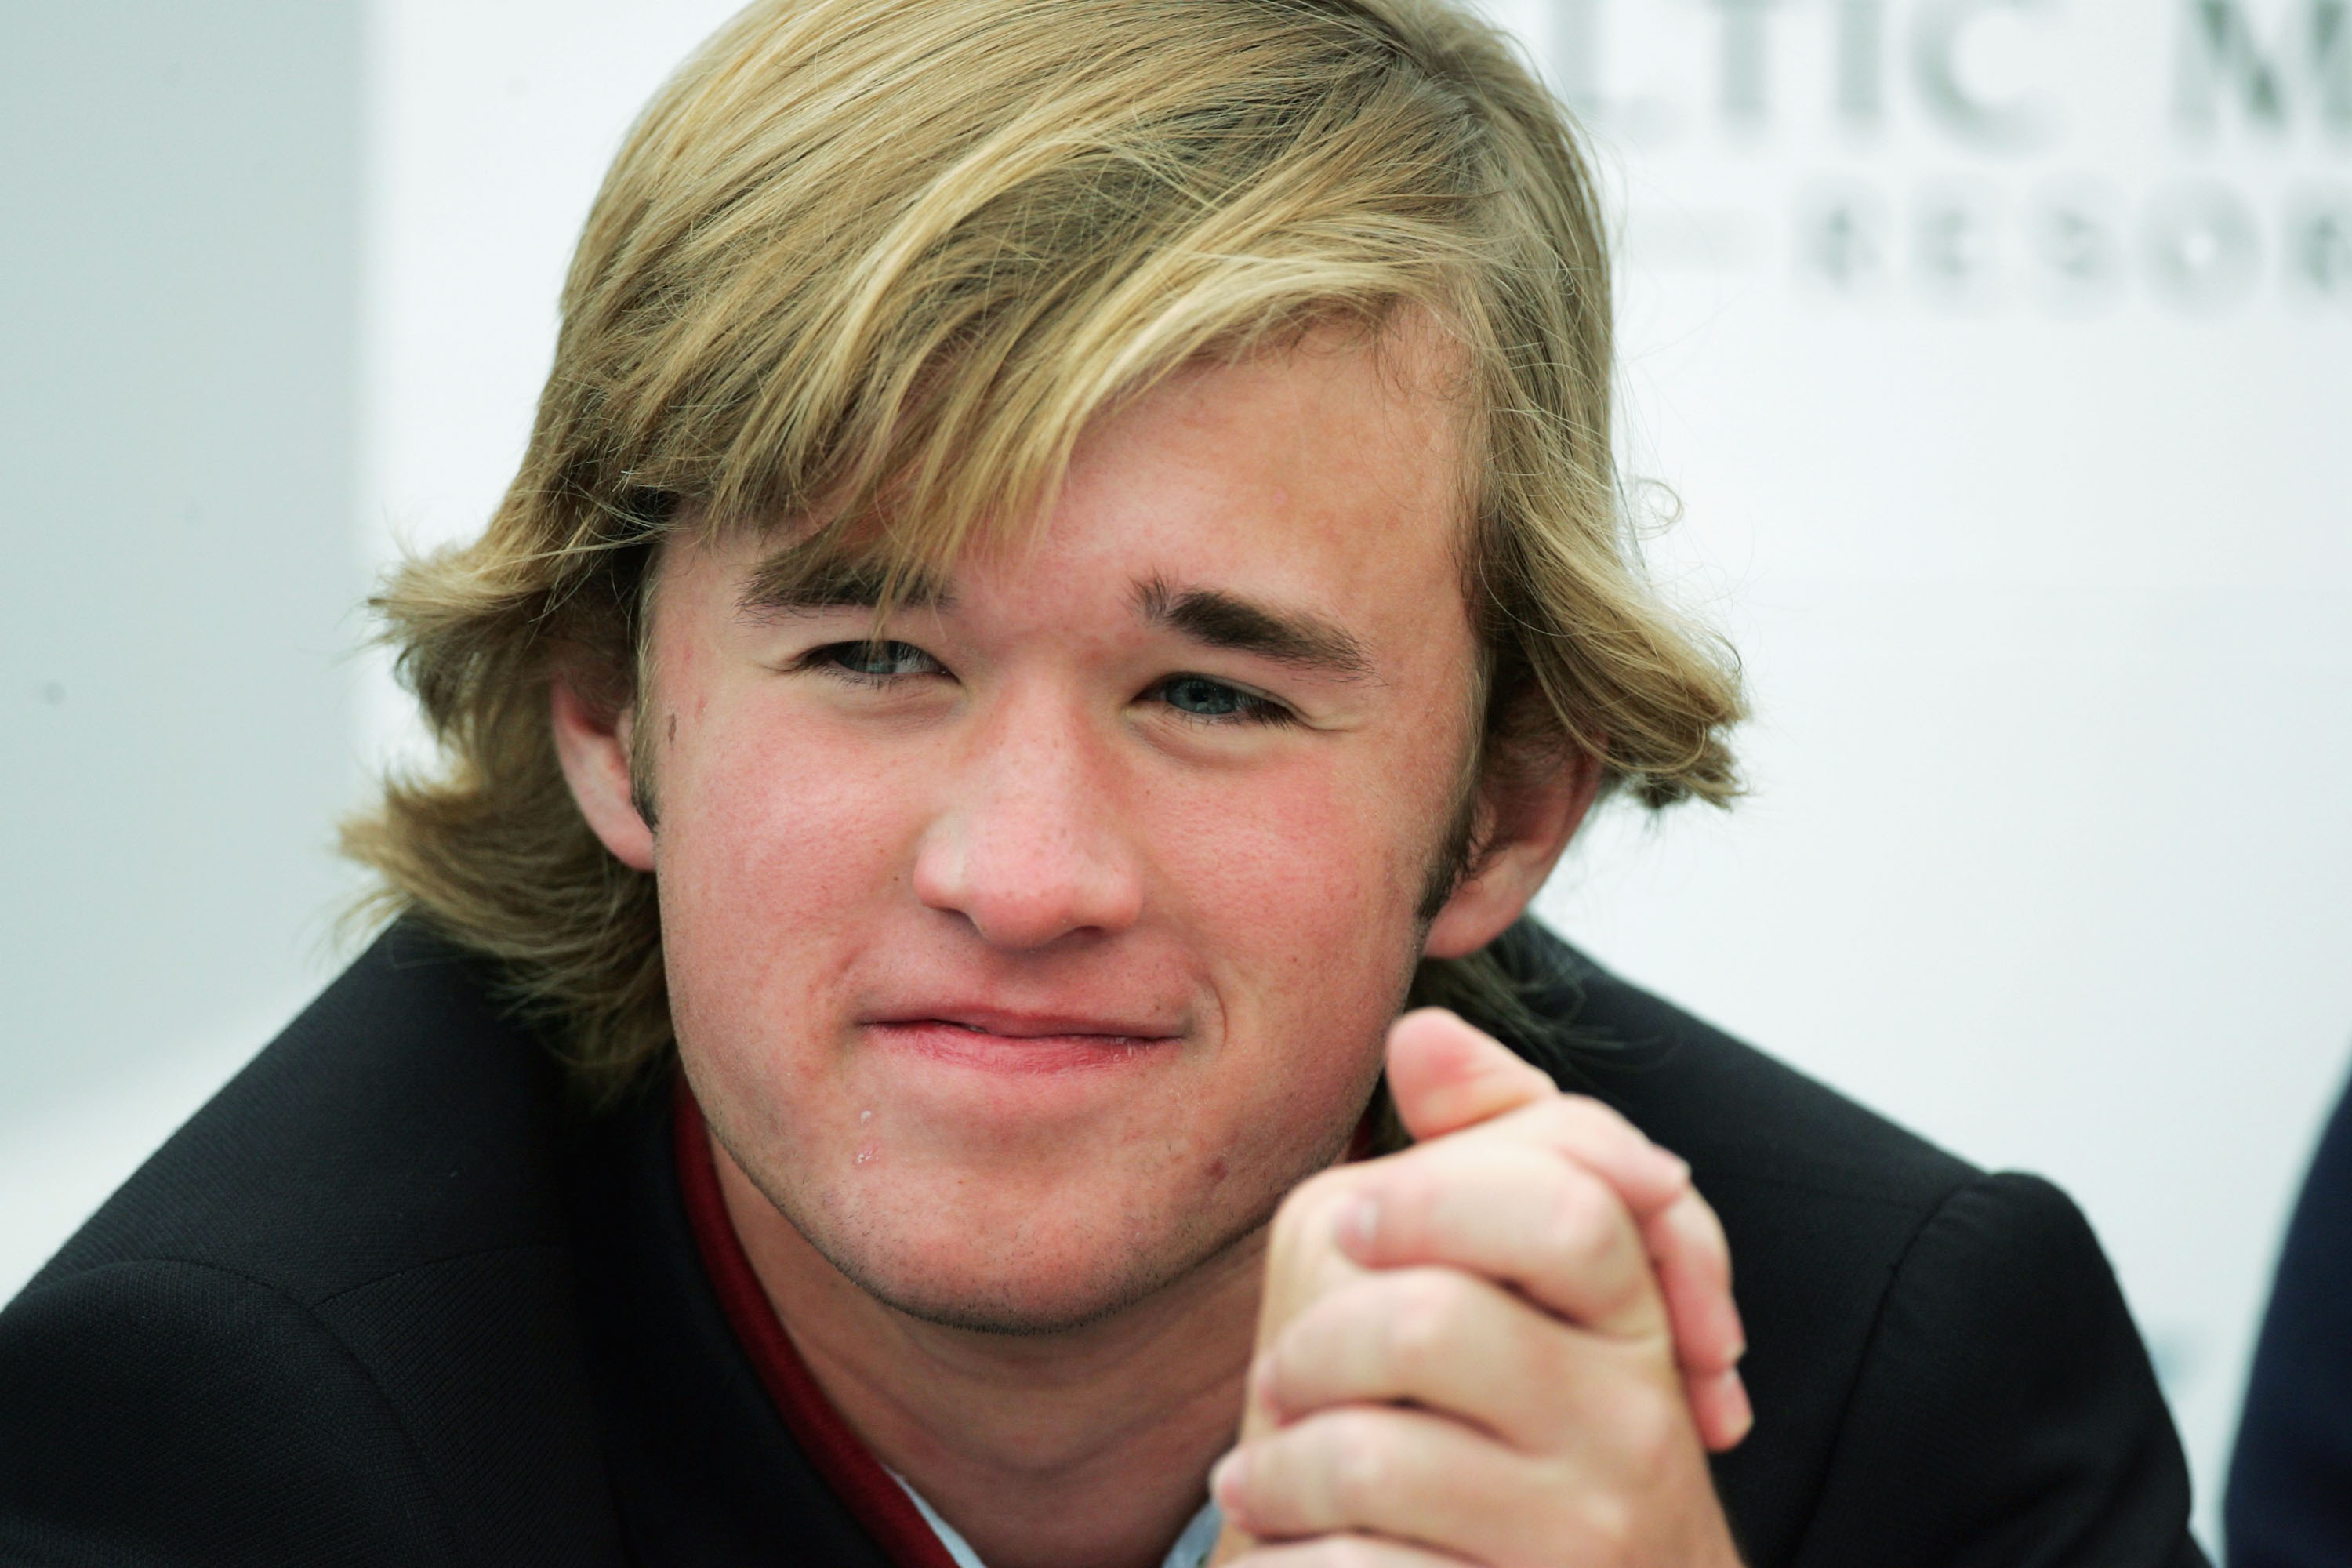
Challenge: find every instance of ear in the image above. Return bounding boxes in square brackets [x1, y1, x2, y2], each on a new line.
[1421, 749, 1602, 960]
[550, 673, 656, 873]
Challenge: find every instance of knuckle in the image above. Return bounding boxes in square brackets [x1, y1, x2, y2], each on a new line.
[1575, 1492, 1639, 1561]
[1536, 1169, 1624, 1267]
[1545, 1091, 1635, 1146]
[1363, 1172, 1434, 1248]
[1381, 1269, 1468, 1372]
[1325, 1411, 1394, 1512]
[1607, 1381, 1688, 1486]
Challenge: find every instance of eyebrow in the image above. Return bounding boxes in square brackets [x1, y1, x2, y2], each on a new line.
[739, 550, 1374, 680]
[739, 544, 955, 615]
[1133, 575, 1374, 680]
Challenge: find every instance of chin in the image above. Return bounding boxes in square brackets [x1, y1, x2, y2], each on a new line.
[854, 1260, 1186, 1337]
[796, 1184, 1276, 1337]
[781, 1152, 1308, 1335]
[714, 1055, 1374, 1334]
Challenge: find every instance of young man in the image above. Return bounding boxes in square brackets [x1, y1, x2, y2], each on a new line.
[0, 2, 2202, 1564]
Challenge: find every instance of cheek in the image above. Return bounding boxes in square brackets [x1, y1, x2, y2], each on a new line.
[652, 700, 931, 1040]
[1156, 743, 1445, 961]
[1145, 746, 1447, 1114]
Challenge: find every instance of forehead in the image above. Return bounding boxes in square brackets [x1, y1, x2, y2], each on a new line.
[1062, 319, 1474, 556]
[732, 319, 1478, 619]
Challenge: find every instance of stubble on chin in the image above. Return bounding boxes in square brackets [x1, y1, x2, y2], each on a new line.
[724, 1111, 1362, 1339]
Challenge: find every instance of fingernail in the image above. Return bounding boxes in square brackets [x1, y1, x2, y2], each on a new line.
[1336, 1194, 1380, 1255]
[1209, 1447, 1249, 1506]
[1720, 1370, 1754, 1442]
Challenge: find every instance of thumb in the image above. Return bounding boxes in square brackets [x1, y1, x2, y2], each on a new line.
[1384, 1007, 1559, 1142]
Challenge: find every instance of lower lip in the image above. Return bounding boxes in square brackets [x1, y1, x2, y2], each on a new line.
[865, 1020, 1174, 1076]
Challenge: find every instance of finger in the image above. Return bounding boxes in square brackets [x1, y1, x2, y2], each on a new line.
[1388, 1015, 1690, 1214]
[1375, 1011, 1751, 1446]
[1470, 1092, 1697, 1226]
[1451, 1096, 1733, 1356]
[1255, 1265, 1589, 1449]
[1688, 1365, 1754, 1454]
[1335, 1142, 1666, 1340]
[1212, 1403, 1539, 1561]
[1642, 1188, 1752, 1451]
[1381, 1009, 1561, 1142]
[1646, 1185, 1737, 1375]
[1323, 1163, 1749, 1451]
[1354, 1087, 1746, 1410]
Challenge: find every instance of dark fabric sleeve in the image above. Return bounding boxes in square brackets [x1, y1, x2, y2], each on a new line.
[2225, 1074, 2352, 1568]
[0, 1258, 463, 1568]
[1788, 1173, 2207, 1568]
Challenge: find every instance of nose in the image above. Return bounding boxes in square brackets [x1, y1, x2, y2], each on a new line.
[910, 688, 1145, 951]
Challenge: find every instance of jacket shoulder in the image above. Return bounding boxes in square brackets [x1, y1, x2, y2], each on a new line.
[29, 921, 568, 1302]
[0, 920, 623, 1566]
[1793, 1171, 2201, 1566]
[1506, 924, 1976, 1208]
[0, 1257, 464, 1566]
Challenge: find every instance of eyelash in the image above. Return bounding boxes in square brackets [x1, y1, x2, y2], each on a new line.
[804, 641, 1298, 728]
[808, 640, 944, 685]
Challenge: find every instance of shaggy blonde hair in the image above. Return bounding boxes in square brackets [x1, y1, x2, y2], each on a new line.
[345, 0, 1744, 1099]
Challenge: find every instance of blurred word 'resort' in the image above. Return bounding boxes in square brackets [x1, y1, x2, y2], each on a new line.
[1548, 0, 2352, 314]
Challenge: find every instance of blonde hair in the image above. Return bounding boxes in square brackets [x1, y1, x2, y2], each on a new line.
[345, 0, 1744, 1099]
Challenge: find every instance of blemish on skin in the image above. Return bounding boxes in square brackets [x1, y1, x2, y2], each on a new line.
[854, 1143, 880, 1167]
[1207, 1157, 1229, 1184]
[666, 713, 677, 744]
[859, 1109, 873, 1124]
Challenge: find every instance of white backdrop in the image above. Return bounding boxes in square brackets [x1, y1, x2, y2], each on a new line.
[4, 0, 2338, 1551]
[0, 0, 368, 1345]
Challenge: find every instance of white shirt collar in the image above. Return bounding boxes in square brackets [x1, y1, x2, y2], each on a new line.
[891, 1469, 1223, 1568]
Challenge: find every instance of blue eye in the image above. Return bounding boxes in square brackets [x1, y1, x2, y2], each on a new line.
[817, 641, 942, 679]
[1151, 674, 1293, 726]
[1163, 676, 1246, 716]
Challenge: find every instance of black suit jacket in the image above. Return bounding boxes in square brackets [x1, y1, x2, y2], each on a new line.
[0, 921, 2205, 1566]
[2226, 1069, 2352, 1566]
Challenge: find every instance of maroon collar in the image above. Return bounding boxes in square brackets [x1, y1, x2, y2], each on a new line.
[672, 1083, 961, 1568]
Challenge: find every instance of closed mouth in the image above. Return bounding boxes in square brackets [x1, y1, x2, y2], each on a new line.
[862, 1013, 1181, 1074]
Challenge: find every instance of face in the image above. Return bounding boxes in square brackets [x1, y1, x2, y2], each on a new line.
[557, 325, 1585, 1334]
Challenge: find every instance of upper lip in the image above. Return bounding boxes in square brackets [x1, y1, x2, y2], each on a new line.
[862, 1004, 1181, 1040]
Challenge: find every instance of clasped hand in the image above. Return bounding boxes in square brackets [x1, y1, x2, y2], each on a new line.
[1208, 1010, 1750, 1567]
